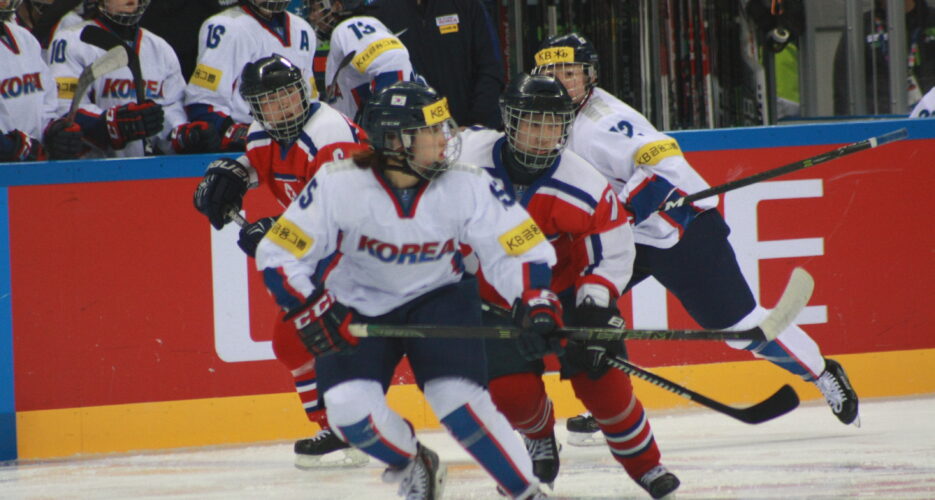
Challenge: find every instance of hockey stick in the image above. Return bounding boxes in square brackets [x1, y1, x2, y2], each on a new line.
[66, 46, 129, 123]
[324, 50, 357, 103]
[603, 352, 799, 424]
[80, 25, 154, 155]
[349, 267, 813, 343]
[662, 128, 908, 211]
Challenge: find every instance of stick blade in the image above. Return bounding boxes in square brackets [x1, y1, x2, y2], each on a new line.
[90, 46, 129, 79]
[759, 267, 814, 341]
[729, 384, 800, 424]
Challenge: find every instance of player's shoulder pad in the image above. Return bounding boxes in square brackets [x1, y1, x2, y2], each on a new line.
[446, 161, 486, 177]
[554, 149, 614, 194]
[319, 157, 360, 175]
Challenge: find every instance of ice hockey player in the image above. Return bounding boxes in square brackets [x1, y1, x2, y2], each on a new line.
[456, 73, 680, 499]
[0, 0, 82, 162]
[256, 80, 553, 499]
[532, 32, 860, 444]
[192, 53, 369, 469]
[47, 0, 219, 157]
[910, 86, 935, 118]
[305, 0, 420, 121]
[184, 0, 317, 152]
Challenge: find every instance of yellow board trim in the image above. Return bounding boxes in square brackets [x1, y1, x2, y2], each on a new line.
[534, 46, 576, 66]
[55, 77, 79, 100]
[634, 139, 682, 166]
[497, 218, 546, 256]
[352, 38, 404, 73]
[16, 349, 935, 459]
[264, 217, 313, 258]
[190, 63, 222, 92]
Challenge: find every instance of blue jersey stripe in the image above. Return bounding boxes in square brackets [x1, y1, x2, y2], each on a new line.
[262, 268, 304, 311]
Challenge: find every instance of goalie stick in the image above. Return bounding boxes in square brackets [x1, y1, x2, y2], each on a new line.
[66, 46, 129, 123]
[348, 267, 814, 343]
[661, 128, 908, 211]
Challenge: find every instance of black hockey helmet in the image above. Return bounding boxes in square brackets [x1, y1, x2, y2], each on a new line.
[98, 0, 150, 26]
[499, 73, 576, 171]
[246, 0, 290, 14]
[305, 0, 372, 37]
[532, 32, 599, 106]
[0, 0, 23, 21]
[358, 81, 461, 180]
[240, 53, 313, 143]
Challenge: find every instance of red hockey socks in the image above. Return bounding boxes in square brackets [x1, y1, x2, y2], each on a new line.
[489, 372, 555, 439]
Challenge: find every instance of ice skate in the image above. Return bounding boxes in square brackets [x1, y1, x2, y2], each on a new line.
[565, 413, 602, 447]
[638, 464, 680, 499]
[523, 432, 561, 486]
[294, 428, 369, 469]
[382, 442, 446, 500]
[816, 358, 860, 426]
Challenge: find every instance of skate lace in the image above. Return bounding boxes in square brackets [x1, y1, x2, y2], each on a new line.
[523, 436, 557, 461]
[816, 370, 845, 413]
[398, 459, 429, 500]
[310, 428, 334, 443]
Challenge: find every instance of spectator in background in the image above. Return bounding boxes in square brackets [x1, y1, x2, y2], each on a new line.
[833, 0, 935, 115]
[369, 0, 505, 129]
[141, 0, 228, 81]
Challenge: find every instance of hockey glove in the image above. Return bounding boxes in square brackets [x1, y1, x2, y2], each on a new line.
[170, 121, 221, 154]
[105, 100, 165, 149]
[220, 121, 249, 152]
[286, 289, 358, 357]
[565, 301, 628, 380]
[0, 130, 46, 162]
[237, 216, 277, 257]
[193, 158, 251, 229]
[512, 289, 565, 361]
[42, 119, 85, 159]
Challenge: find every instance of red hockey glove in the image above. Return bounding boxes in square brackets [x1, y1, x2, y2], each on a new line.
[105, 100, 164, 149]
[220, 122, 249, 152]
[0, 130, 46, 162]
[170, 121, 221, 154]
[512, 288, 565, 361]
[286, 290, 358, 357]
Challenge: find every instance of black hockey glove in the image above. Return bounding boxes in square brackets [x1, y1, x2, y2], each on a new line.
[170, 121, 221, 154]
[193, 158, 251, 229]
[105, 100, 164, 149]
[0, 129, 46, 162]
[565, 301, 628, 380]
[286, 289, 358, 357]
[42, 119, 85, 159]
[512, 289, 565, 361]
[237, 216, 277, 257]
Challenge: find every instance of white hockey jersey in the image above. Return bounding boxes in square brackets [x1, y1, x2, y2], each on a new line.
[325, 16, 417, 120]
[256, 160, 557, 316]
[568, 87, 718, 248]
[184, 6, 316, 126]
[41, 8, 85, 61]
[909, 87, 935, 118]
[1, 21, 58, 139]
[48, 20, 187, 157]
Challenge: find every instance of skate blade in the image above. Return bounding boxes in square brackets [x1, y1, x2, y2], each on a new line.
[851, 414, 862, 428]
[565, 432, 603, 447]
[294, 448, 369, 469]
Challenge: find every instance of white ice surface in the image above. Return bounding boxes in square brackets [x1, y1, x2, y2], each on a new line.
[2, 395, 934, 499]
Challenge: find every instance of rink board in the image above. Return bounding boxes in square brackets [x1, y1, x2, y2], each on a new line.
[2, 118, 934, 460]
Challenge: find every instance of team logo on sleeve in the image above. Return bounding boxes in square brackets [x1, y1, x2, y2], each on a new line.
[265, 218, 314, 258]
[634, 139, 682, 166]
[498, 218, 546, 256]
[55, 77, 79, 99]
[191, 63, 222, 91]
[352, 38, 404, 73]
[534, 46, 575, 66]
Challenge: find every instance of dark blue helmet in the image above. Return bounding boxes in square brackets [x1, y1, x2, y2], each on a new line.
[532, 32, 599, 106]
[499, 73, 576, 171]
[359, 81, 461, 180]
